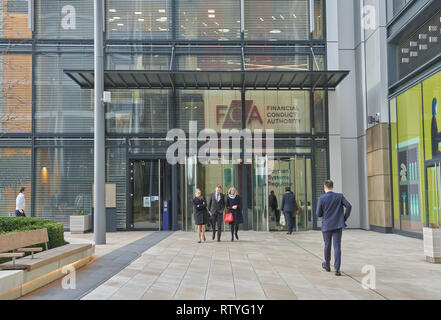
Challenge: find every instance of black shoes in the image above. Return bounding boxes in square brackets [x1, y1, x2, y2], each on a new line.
[217, 239, 221, 242]
[335, 271, 342, 277]
[212, 234, 215, 241]
[322, 262, 331, 272]
[235, 233, 239, 240]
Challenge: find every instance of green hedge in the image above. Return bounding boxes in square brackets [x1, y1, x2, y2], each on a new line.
[0, 217, 66, 252]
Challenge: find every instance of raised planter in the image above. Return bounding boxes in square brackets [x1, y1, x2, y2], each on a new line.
[70, 215, 92, 234]
[423, 227, 441, 264]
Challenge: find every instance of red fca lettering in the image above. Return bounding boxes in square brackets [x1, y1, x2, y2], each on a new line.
[216, 100, 263, 129]
[216, 105, 227, 125]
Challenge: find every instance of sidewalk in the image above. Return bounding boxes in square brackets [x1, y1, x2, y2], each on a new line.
[81, 230, 441, 300]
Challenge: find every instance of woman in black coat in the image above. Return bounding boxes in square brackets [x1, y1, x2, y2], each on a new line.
[226, 187, 243, 242]
[193, 188, 208, 243]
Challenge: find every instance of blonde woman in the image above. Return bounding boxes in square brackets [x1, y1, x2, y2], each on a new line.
[226, 187, 243, 242]
[193, 188, 209, 243]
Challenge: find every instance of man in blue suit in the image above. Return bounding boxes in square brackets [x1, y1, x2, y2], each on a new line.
[316, 180, 352, 276]
[281, 187, 298, 235]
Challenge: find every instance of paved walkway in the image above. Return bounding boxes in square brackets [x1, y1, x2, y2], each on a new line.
[81, 230, 441, 300]
[21, 231, 172, 300]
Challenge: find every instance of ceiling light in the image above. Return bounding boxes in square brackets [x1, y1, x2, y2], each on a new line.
[156, 17, 167, 22]
[419, 44, 428, 50]
[135, 12, 142, 15]
[410, 51, 418, 57]
[293, 14, 297, 18]
[109, 9, 116, 13]
[219, 29, 230, 33]
[208, 14, 215, 18]
[117, 23, 124, 26]
[269, 29, 281, 33]
[114, 16, 120, 20]
[419, 34, 427, 40]
[429, 26, 438, 32]
[138, 18, 144, 22]
[401, 48, 409, 54]
[429, 36, 438, 43]
[272, 16, 276, 20]
[280, 15, 285, 20]
[409, 41, 417, 47]
[208, 9, 215, 13]
[259, 17, 264, 22]
[158, 9, 166, 13]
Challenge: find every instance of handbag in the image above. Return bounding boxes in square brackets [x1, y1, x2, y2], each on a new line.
[224, 211, 234, 223]
[280, 214, 286, 226]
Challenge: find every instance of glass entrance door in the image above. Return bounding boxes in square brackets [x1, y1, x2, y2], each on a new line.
[252, 155, 313, 232]
[132, 159, 162, 230]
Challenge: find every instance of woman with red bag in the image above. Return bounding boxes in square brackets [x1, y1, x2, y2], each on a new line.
[226, 187, 243, 242]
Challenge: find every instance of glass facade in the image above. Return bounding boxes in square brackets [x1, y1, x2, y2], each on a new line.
[390, 70, 441, 234]
[0, 0, 328, 232]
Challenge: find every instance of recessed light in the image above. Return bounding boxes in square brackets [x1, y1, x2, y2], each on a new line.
[138, 18, 144, 22]
[208, 14, 215, 18]
[158, 9, 166, 13]
[219, 29, 230, 33]
[109, 9, 116, 13]
[208, 9, 215, 13]
[269, 29, 281, 33]
[114, 17, 120, 20]
[156, 17, 167, 22]
[117, 23, 124, 26]
[135, 12, 142, 15]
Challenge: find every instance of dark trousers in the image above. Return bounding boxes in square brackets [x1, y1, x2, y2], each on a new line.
[15, 210, 25, 217]
[211, 212, 223, 240]
[285, 211, 296, 233]
[322, 228, 343, 271]
[230, 223, 239, 238]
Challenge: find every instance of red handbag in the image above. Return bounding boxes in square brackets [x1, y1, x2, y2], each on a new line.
[224, 211, 234, 223]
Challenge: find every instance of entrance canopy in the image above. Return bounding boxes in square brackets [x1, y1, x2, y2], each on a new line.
[64, 70, 349, 91]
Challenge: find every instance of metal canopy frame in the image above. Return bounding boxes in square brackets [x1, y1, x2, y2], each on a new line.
[64, 70, 349, 91]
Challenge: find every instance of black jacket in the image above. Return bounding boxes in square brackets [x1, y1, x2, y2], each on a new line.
[208, 192, 225, 214]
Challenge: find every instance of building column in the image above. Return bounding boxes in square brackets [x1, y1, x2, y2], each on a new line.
[94, 0, 106, 245]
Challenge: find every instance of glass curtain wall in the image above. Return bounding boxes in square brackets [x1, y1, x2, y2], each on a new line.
[390, 69, 441, 234]
[0, 0, 328, 231]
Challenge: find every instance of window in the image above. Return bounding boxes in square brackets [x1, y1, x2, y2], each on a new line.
[0, 148, 32, 217]
[106, 90, 171, 134]
[35, 0, 94, 39]
[176, 90, 242, 132]
[106, 0, 172, 40]
[245, 91, 310, 133]
[34, 53, 94, 133]
[244, 0, 309, 41]
[0, 54, 32, 133]
[35, 147, 94, 226]
[0, 0, 31, 38]
[176, 0, 241, 40]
